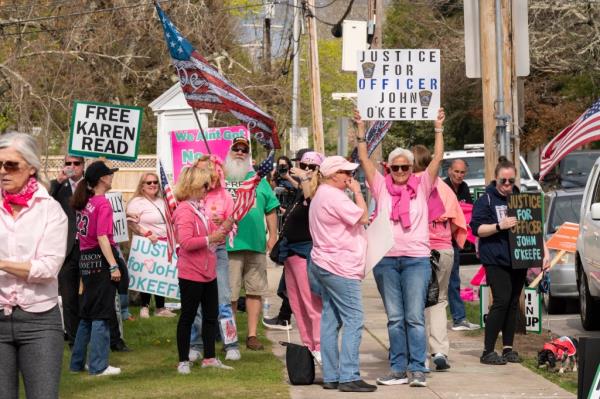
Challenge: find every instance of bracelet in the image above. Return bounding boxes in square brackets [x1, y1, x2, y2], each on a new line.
[356, 137, 366, 143]
[434, 128, 444, 133]
[109, 264, 118, 272]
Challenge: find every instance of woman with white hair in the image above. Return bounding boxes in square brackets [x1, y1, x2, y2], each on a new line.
[354, 108, 445, 388]
[0, 132, 68, 398]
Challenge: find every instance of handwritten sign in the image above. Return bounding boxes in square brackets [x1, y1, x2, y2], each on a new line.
[507, 193, 544, 269]
[357, 49, 440, 121]
[69, 101, 143, 161]
[127, 236, 179, 299]
[546, 222, 579, 253]
[106, 192, 128, 243]
[170, 125, 250, 181]
[480, 286, 542, 333]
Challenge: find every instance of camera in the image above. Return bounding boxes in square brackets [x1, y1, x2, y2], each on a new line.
[277, 165, 288, 175]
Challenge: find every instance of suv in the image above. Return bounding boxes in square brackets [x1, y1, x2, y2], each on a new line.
[576, 158, 600, 330]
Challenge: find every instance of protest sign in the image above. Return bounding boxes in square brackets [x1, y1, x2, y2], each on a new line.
[507, 193, 544, 269]
[170, 125, 250, 181]
[105, 192, 128, 243]
[69, 101, 143, 161]
[127, 236, 179, 299]
[546, 221, 579, 253]
[480, 285, 490, 328]
[357, 49, 440, 121]
[524, 288, 542, 334]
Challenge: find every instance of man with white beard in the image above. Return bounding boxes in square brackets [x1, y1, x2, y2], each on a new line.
[225, 137, 280, 350]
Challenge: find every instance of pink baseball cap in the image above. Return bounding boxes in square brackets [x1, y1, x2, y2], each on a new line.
[319, 155, 359, 177]
[300, 151, 325, 166]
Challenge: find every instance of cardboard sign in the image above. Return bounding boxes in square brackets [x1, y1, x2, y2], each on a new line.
[170, 125, 250, 181]
[69, 101, 143, 161]
[357, 49, 440, 121]
[507, 193, 544, 269]
[106, 192, 128, 243]
[524, 287, 542, 334]
[546, 222, 579, 253]
[127, 236, 179, 299]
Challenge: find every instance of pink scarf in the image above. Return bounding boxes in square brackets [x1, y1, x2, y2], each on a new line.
[385, 173, 420, 228]
[2, 177, 38, 214]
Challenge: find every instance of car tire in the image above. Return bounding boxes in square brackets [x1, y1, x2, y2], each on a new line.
[579, 271, 600, 330]
[543, 291, 566, 314]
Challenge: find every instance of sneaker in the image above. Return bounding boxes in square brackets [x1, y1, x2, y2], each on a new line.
[432, 353, 451, 371]
[311, 350, 322, 366]
[451, 319, 480, 331]
[189, 349, 202, 362]
[177, 361, 191, 374]
[140, 307, 150, 319]
[246, 336, 264, 351]
[376, 371, 409, 385]
[225, 349, 241, 361]
[262, 316, 292, 330]
[338, 380, 377, 392]
[95, 365, 121, 376]
[155, 308, 177, 318]
[409, 371, 427, 387]
[201, 358, 234, 370]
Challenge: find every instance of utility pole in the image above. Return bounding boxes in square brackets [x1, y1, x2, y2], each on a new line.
[304, 0, 325, 153]
[368, 0, 384, 167]
[291, 0, 301, 143]
[263, 2, 275, 73]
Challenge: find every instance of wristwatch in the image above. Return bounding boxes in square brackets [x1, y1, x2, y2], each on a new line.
[496, 223, 501, 232]
[357, 137, 366, 143]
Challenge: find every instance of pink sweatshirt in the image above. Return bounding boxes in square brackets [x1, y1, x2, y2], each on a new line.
[172, 201, 216, 283]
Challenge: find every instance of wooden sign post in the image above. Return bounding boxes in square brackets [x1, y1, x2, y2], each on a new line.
[529, 222, 579, 288]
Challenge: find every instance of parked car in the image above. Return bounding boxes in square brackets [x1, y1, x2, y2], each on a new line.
[541, 150, 600, 189]
[575, 158, 600, 330]
[542, 189, 583, 313]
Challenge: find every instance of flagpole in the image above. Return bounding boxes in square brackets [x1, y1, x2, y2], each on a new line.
[192, 109, 212, 155]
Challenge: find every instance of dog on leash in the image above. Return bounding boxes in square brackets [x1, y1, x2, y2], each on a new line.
[537, 336, 578, 373]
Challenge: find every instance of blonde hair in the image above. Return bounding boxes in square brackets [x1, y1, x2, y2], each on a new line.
[305, 168, 322, 198]
[132, 172, 162, 199]
[193, 155, 219, 186]
[174, 166, 212, 201]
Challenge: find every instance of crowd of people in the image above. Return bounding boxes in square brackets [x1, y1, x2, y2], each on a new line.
[0, 107, 550, 397]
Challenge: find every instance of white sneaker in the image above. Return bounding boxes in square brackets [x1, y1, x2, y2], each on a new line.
[177, 361, 191, 374]
[95, 365, 121, 376]
[188, 349, 202, 362]
[202, 358, 234, 370]
[225, 349, 241, 361]
[140, 307, 150, 319]
[451, 320, 480, 331]
[311, 350, 322, 365]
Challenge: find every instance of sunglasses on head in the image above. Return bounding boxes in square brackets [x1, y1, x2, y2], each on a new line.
[499, 177, 515, 185]
[65, 161, 82, 166]
[231, 146, 249, 154]
[389, 164, 411, 172]
[0, 160, 21, 173]
[299, 162, 318, 171]
[336, 170, 354, 176]
[144, 180, 159, 186]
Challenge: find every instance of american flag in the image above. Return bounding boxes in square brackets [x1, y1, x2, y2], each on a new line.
[350, 120, 393, 163]
[159, 160, 177, 262]
[231, 151, 275, 222]
[539, 99, 600, 180]
[155, 3, 280, 150]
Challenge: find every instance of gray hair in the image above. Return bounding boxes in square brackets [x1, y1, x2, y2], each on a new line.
[387, 147, 414, 165]
[0, 132, 46, 185]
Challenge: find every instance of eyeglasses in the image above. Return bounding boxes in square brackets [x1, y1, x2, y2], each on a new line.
[499, 178, 515, 185]
[144, 180, 159, 186]
[336, 170, 354, 176]
[299, 162, 318, 171]
[231, 146, 249, 154]
[390, 164, 411, 172]
[0, 160, 21, 173]
[65, 161, 82, 166]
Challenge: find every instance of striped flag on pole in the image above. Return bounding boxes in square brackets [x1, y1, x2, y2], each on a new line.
[231, 151, 275, 222]
[159, 160, 177, 262]
[539, 99, 600, 180]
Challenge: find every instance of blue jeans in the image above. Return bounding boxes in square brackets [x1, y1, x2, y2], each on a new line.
[314, 264, 363, 383]
[373, 256, 431, 373]
[191, 245, 239, 351]
[70, 319, 110, 375]
[448, 246, 466, 324]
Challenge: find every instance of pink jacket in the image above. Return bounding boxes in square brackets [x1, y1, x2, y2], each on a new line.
[172, 201, 216, 283]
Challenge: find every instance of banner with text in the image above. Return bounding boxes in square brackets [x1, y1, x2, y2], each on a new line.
[127, 236, 179, 299]
[357, 49, 440, 121]
[507, 193, 544, 269]
[480, 286, 542, 333]
[106, 192, 128, 243]
[69, 101, 143, 161]
[170, 125, 250, 181]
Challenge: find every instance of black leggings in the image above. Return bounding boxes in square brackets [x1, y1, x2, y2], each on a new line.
[140, 293, 165, 308]
[483, 265, 527, 353]
[177, 278, 218, 361]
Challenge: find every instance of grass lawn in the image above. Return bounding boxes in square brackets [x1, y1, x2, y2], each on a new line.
[55, 307, 289, 399]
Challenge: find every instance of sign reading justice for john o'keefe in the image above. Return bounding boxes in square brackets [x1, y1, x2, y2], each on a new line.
[357, 49, 440, 121]
[69, 101, 143, 162]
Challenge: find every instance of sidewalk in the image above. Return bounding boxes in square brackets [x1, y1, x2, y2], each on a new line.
[264, 265, 575, 399]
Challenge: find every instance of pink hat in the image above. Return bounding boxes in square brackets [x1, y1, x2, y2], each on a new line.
[300, 151, 325, 166]
[319, 155, 359, 177]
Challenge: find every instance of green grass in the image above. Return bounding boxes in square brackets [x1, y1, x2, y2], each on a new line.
[55, 307, 289, 399]
[522, 358, 578, 394]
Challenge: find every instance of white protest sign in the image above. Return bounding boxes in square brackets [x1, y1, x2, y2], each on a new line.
[357, 49, 440, 121]
[589, 364, 600, 399]
[105, 192, 128, 243]
[69, 101, 143, 161]
[524, 287, 542, 334]
[480, 285, 490, 328]
[127, 235, 179, 299]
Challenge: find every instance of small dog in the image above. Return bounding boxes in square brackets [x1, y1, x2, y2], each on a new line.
[537, 336, 578, 373]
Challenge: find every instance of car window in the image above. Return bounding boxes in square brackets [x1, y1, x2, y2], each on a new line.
[547, 194, 583, 234]
[561, 153, 600, 178]
[592, 171, 600, 207]
[440, 156, 530, 180]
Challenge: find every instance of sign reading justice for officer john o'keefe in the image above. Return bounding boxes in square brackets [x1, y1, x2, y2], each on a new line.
[357, 49, 440, 121]
[69, 101, 143, 162]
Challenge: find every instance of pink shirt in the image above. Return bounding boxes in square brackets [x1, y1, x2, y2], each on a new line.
[126, 196, 168, 238]
[0, 185, 68, 315]
[309, 184, 367, 280]
[370, 170, 435, 258]
[78, 195, 115, 251]
[203, 187, 234, 236]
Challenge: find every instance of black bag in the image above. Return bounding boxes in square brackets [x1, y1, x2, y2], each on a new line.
[269, 238, 283, 265]
[280, 341, 315, 385]
[425, 249, 440, 308]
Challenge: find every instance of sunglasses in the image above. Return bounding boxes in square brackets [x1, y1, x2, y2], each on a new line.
[389, 164, 411, 172]
[299, 162, 318, 171]
[499, 178, 515, 185]
[65, 161, 82, 166]
[144, 180, 159, 186]
[0, 160, 21, 173]
[203, 182, 210, 190]
[336, 170, 354, 176]
[231, 146, 249, 154]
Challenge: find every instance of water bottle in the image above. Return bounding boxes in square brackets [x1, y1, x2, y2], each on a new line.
[262, 298, 271, 318]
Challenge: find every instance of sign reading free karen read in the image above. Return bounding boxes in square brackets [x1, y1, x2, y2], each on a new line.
[69, 101, 143, 161]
